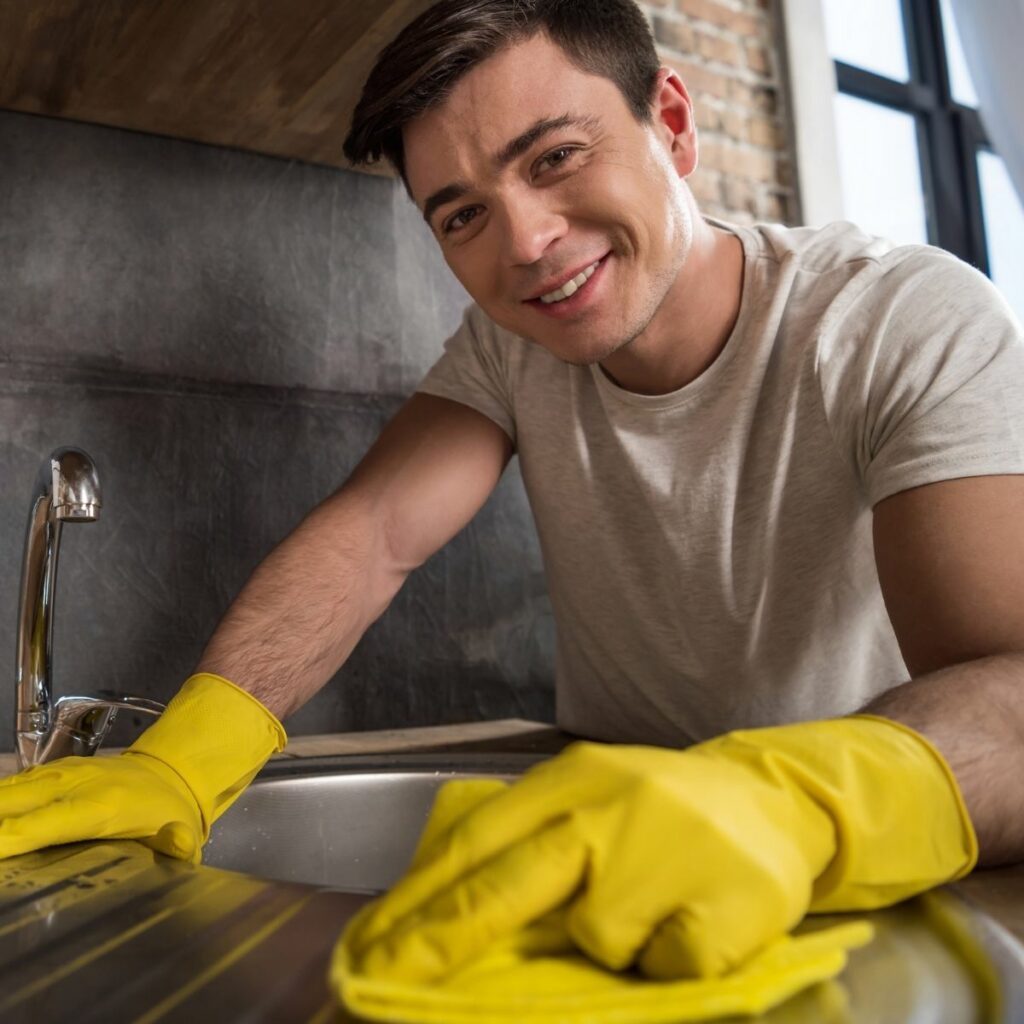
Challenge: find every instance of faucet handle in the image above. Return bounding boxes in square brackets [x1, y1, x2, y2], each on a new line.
[29, 693, 166, 765]
[89, 692, 166, 717]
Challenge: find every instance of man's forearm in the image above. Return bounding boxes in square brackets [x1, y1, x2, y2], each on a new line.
[195, 489, 406, 721]
[862, 652, 1024, 866]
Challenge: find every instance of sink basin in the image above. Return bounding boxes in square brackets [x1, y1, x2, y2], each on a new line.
[203, 752, 541, 890]
[202, 752, 1024, 1023]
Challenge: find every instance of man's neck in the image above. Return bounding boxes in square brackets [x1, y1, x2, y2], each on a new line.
[599, 216, 745, 396]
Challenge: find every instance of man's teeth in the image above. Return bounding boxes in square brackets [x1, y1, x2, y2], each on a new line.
[539, 260, 601, 304]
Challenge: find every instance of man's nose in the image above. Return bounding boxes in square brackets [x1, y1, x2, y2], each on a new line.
[499, 194, 568, 267]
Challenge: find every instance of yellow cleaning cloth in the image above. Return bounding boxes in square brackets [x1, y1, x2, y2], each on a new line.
[331, 779, 874, 1024]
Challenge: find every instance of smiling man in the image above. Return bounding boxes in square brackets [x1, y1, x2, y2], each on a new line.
[1, 0, 1023, 1002]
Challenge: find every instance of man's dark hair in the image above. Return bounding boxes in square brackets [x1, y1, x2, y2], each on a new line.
[343, 0, 661, 182]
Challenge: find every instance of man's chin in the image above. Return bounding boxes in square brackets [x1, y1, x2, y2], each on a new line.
[490, 303, 643, 367]
[528, 332, 633, 369]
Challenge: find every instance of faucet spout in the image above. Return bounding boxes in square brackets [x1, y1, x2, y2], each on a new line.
[16, 448, 102, 768]
[15, 447, 164, 769]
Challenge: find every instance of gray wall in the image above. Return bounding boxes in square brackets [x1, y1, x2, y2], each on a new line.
[0, 111, 554, 750]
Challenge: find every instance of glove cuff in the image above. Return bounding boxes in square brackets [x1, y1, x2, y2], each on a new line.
[127, 672, 287, 837]
[807, 713, 978, 911]
[851, 713, 979, 875]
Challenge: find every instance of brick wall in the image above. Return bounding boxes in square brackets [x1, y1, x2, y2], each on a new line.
[639, 0, 797, 225]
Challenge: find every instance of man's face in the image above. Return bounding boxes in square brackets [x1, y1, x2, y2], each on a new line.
[403, 33, 695, 367]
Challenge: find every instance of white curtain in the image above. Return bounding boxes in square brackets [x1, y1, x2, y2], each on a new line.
[949, 0, 1024, 205]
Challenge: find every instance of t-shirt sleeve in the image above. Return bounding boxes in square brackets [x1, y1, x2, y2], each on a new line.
[416, 303, 517, 446]
[819, 247, 1024, 505]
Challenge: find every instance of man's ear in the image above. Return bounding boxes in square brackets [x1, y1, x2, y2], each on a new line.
[650, 68, 698, 177]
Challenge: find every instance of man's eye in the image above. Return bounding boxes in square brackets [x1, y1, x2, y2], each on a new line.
[443, 206, 481, 234]
[535, 147, 578, 175]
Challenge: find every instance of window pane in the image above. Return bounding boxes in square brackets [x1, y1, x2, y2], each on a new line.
[822, 0, 910, 82]
[977, 150, 1024, 322]
[939, 0, 979, 107]
[833, 93, 929, 245]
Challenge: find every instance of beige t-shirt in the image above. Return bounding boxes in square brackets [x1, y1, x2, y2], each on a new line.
[418, 219, 1024, 746]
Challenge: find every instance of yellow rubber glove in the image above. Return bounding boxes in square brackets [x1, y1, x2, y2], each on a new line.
[333, 779, 875, 1024]
[342, 715, 976, 989]
[0, 673, 285, 864]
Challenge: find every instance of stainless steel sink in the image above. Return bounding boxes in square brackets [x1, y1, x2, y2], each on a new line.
[203, 752, 539, 891]
[203, 753, 1024, 1023]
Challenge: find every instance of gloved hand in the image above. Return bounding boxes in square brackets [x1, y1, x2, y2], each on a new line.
[343, 715, 976, 987]
[0, 673, 285, 864]
[333, 779, 876, 1024]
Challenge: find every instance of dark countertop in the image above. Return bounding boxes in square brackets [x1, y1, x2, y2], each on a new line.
[0, 718, 571, 778]
[0, 841, 367, 1023]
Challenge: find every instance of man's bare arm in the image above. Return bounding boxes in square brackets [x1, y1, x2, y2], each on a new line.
[867, 475, 1024, 866]
[195, 393, 513, 719]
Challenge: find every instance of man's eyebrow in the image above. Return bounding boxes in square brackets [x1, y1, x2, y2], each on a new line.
[421, 113, 602, 227]
[493, 113, 601, 169]
[423, 182, 472, 227]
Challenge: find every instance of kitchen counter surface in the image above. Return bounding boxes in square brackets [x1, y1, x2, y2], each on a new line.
[0, 717, 570, 778]
[0, 719, 1021, 1022]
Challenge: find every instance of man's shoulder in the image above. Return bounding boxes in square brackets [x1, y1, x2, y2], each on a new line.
[436, 302, 568, 394]
[739, 218, 933, 276]
[734, 219, 1006, 328]
[454, 303, 564, 368]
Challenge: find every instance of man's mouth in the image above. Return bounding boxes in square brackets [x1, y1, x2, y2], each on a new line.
[523, 254, 610, 316]
[536, 258, 603, 304]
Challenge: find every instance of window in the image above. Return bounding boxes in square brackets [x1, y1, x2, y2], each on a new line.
[977, 151, 1024, 318]
[817, 0, 1024, 320]
[832, 93, 928, 245]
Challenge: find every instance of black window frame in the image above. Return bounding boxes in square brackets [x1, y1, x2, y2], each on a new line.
[832, 0, 992, 274]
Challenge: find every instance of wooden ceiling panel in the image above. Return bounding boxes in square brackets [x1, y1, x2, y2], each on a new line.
[0, 0, 436, 170]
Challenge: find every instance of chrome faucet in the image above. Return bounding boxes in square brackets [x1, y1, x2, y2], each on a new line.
[16, 447, 164, 769]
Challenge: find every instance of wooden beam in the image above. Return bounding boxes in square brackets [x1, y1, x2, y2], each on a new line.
[0, 0, 436, 171]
